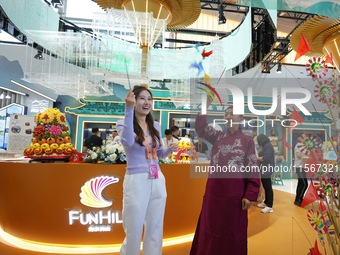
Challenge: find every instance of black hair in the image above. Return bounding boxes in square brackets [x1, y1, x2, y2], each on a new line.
[132, 86, 161, 147]
[164, 129, 172, 135]
[92, 127, 99, 133]
[171, 125, 179, 132]
[257, 134, 270, 147]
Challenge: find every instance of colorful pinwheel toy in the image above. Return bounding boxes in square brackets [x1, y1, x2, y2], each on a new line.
[314, 78, 337, 108]
[306, 57, 328, 78]
[297, 133, 322, 156]
[307, 209, 328, 234]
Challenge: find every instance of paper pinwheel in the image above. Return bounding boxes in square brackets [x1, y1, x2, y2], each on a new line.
[314, 79, 337, 108]
[306, 57, 328, 78]
[297, 133, 322, 156]
[316, 177, 338, 197]
[307, 209, 328, 234]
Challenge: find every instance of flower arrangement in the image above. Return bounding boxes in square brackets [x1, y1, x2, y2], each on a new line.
[159, 157, 175, 164]
[23, 108, 76, 157]
[84, 140, 127, 164]
[172, 136, 198, 163]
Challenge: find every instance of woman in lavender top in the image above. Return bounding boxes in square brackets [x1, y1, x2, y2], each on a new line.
[116, 86, 177, 255]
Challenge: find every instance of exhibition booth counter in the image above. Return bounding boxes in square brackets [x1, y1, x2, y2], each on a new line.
[0, 161, 207, 251]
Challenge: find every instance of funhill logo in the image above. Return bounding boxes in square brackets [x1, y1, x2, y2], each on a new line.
[80, 176, 119, 208]
[68, 176, 122, 231]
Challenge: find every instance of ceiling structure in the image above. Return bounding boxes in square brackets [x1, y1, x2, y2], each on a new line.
[290, 16, 340, 72]
[50, 0, 310, 49]
[0, 0, 336, 100]
[53, 0, 312, 76]
[77, 0, 313, 74]
[94, 0, 202, 31]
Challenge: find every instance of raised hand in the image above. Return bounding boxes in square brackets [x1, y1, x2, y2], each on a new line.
[125, 89, 135, 107]
[168, 142, 178, 152]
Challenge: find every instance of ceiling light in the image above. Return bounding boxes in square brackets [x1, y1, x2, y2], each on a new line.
[0, 93, 4, 99]
[276, 63, 282, 73]
[218, 14, 226, 25]
[34, 50, 44, 60]
[218, 3, 226, 25]
[5, 95, 11, 99]
[154, 43, 162, 49]
[51, 0, 63, 8]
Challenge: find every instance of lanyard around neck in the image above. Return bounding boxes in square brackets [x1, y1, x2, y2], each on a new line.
[144, 135, 157, 161]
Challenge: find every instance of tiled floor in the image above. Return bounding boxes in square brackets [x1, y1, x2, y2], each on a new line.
[157, 186, 325, 255]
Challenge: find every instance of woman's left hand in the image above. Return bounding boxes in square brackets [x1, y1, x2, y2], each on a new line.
[241, 198, 251, 210]
[168, 142, 178, 152]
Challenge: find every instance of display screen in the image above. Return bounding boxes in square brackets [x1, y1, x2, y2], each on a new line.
[0, 104, 25, 150]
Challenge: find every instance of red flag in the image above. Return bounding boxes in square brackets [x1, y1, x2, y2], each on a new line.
[310, 240, 322, 255]
[294, 33, 311, 61]
[301, 181, 319, 207]
[282, 136, 292, 150]
[291, 107, 304, 124]
[325, 53, 334, 65]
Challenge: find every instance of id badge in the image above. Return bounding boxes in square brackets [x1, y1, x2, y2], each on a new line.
[148, 164, 159, 179]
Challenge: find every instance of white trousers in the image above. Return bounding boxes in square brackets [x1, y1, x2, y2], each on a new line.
[120, 171, 167, 255]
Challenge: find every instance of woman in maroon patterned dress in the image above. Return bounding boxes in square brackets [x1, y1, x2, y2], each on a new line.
[190, 106, 260, 255]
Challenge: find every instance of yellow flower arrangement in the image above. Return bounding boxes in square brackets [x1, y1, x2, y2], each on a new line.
[56, 112, 66, 125]
[34, 113, 41, 124]
[39, 111, 54, 124]
[48, 108, 60, 115]
[23, 108, 74, 158]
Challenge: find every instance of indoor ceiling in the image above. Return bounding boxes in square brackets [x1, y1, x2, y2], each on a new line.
[0, 0, 323, 99]
[59, 0, 310, 48]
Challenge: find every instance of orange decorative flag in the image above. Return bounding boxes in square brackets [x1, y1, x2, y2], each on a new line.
[310, 240, 322, 255]
[325, 53, 334, 65]
[291, 107, 304, 124]
[294, 33, 311, 61]
[301, 181, 319, 207]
